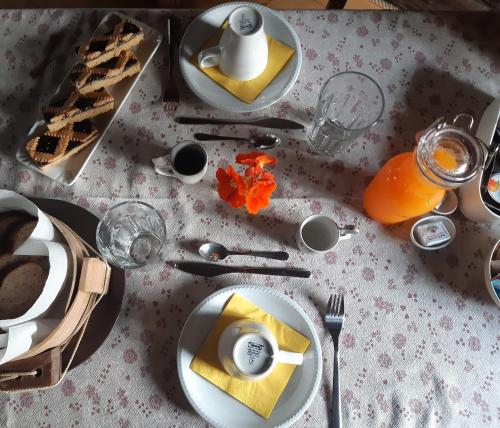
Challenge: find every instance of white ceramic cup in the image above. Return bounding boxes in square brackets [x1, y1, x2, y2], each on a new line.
[297, 215, 358, 254]
[218, 319, 303, 381]
[152, 141, 208, 184]
[198, 6, 268, 81]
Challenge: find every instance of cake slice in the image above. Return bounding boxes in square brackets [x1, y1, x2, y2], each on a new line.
[42, 88, 114, 131]
[70, 50, 140, 94]
[77, 20, 144, 68]
[26, 119, 99, 170]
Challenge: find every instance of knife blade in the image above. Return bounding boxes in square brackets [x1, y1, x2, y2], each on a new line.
[174, 262, 311, 278]
[174, 116, 305, 130]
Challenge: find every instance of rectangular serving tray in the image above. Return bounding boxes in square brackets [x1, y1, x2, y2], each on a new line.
[16, 12, 163, 186]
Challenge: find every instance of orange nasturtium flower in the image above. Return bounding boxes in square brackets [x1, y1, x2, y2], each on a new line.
[216, 151, 278, 215]
[216, 165, 247, 208]
[246, 180, 277, 215]
[236, 151, 278, 168]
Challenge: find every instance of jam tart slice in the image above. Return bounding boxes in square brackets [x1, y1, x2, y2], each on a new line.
[77, 20, 144, 68]
[42, 88, 114, 131]
[70, 50, 140, 94]
[26, 120, 99, 170]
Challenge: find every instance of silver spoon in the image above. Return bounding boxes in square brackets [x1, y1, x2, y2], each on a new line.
[199, 242, 289, 262]
[194, 133, 281, 150]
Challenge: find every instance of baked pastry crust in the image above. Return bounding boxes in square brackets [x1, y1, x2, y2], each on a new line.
[42, 88, 114, 131]
[76, 20, 144, 68]
[69, 50, 141, 94]
[26, 119, 99, 168]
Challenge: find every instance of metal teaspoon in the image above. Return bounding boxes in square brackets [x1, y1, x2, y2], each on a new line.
[194, 133, 281, 150]
[199, 242, 289, 262]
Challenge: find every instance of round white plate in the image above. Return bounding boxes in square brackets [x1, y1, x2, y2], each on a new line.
[179, 2, 302, 113]
[177, 285, 322, 428]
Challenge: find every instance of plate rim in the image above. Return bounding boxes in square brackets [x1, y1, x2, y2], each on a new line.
[176, 284, 322, 428]
[179, 2, 302, 113]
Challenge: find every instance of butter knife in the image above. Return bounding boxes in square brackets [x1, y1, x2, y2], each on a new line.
[174, 116, 305, 130]
[173, 262, 311, 278]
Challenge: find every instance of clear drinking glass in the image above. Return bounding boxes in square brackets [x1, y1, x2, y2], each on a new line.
[96, 201, 166, 269]
[308, 71, 385, 157]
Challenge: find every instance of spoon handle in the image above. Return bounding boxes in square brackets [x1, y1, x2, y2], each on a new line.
[194, 133, 246, 142]
[230, 251, 290, 261]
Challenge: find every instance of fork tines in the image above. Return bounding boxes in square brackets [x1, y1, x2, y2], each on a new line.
[326, 294, 344, 319]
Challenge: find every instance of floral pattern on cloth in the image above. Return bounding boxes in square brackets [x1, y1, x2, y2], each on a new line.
[0, 8, 499, 428]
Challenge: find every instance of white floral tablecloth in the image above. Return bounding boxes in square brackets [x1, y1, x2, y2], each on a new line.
[0, 8, 499, 428]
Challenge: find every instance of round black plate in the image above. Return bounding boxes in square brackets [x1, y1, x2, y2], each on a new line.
[31, 198, 125, 369]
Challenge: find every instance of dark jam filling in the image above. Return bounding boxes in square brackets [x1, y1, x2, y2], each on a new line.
[100, 56, 119, 69]
[73, 120, 92, 134]
[74, 96, 95, 111]
[88, 39, 108, 53]
[36, 135, 60, 154]
[122, 22, 140, 34]
[125, 58, 138, 69]
[87, 74, 105, 83]
[66, 140, 81, 151]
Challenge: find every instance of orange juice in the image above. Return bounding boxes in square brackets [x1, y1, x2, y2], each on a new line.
[433, 145, 459, 170]
[363, 151, 447, 224]
[364, 115, 486, 225]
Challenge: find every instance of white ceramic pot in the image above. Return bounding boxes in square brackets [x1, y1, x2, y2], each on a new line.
[459, 96, 500, 223]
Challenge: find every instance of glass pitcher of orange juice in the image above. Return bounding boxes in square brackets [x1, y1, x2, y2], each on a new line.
[364, 114, 486, 224]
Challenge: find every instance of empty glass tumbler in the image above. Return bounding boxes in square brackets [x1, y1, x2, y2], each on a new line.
[96, 201, 166, 269]
[308, 71, 384, 157]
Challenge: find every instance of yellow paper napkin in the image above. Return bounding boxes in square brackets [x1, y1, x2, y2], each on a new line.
[193, 22, 296, 104]
[190, 293, 310, 419]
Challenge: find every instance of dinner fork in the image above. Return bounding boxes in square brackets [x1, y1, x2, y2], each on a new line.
[162, 16, 180, 109]
[324, 294, 344, 428]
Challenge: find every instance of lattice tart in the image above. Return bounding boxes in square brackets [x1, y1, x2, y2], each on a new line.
[69, 50, 140, 94]
[76, 20, 144, 68]
[42, 88, 114, 131]
[26, 119, 99, 170]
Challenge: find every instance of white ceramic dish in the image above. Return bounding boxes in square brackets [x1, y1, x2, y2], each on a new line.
[459, 96, 500, 222]
[410, 215, 456, 251]
[431, 190, 458, 216]
[16, 12, 162, 186]
[177, 284, 322, 428]
[484, 240, 500, 308]
[179, 2, 302, 113]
